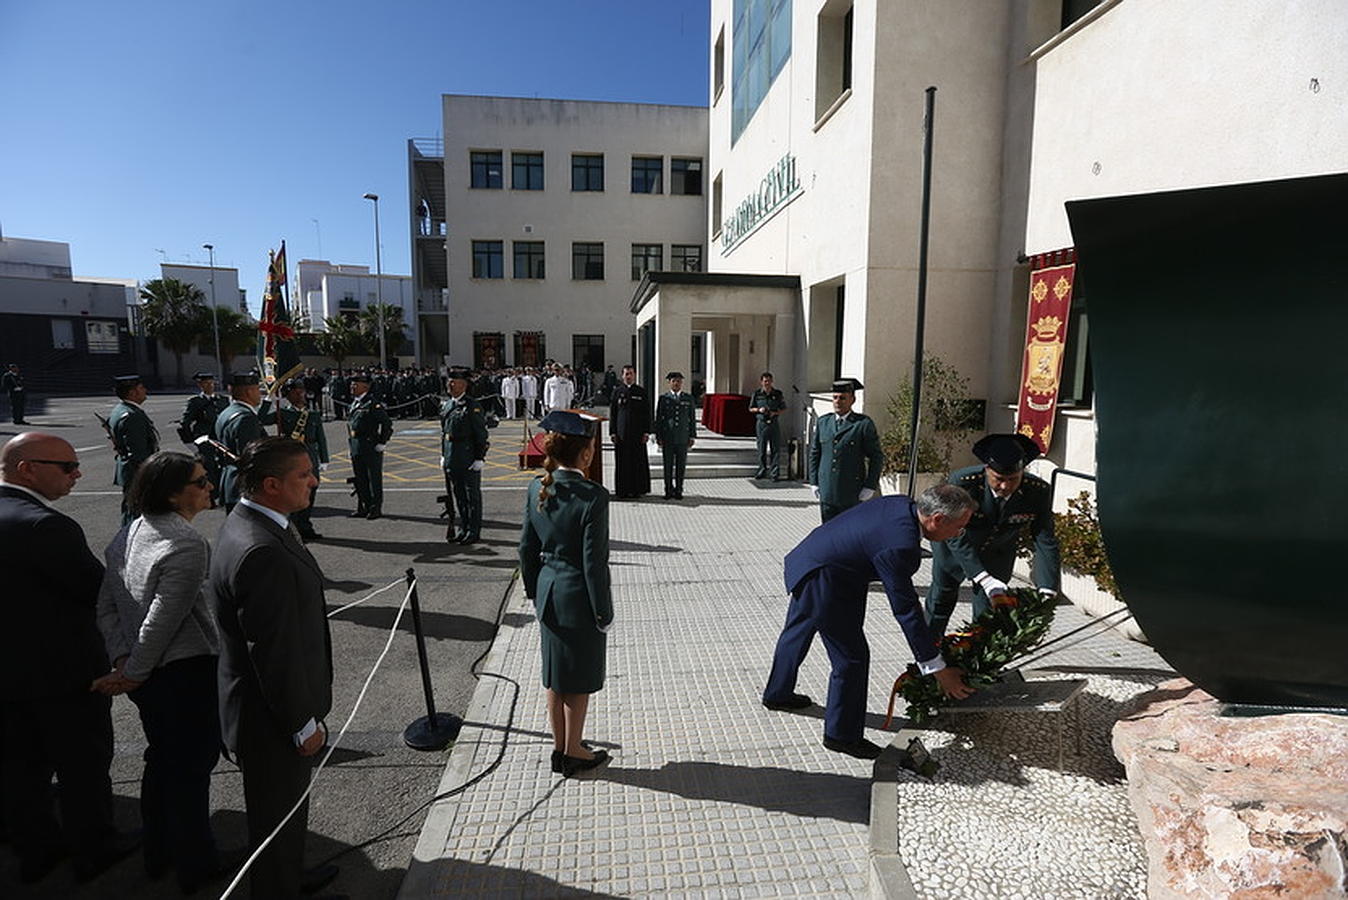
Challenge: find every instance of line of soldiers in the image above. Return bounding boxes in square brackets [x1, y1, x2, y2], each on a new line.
[328, 367, 442, 420]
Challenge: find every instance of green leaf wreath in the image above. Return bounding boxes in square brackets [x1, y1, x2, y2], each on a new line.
[886, 587, 1059, 727]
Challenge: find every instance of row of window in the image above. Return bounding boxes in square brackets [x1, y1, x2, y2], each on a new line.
[470, 241, 704, 281]
[469, 151, 704, 195]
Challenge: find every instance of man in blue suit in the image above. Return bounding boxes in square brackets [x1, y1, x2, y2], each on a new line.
[763, 484, 977, 759]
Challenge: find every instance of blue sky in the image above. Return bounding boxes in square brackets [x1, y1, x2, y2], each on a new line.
[0, 0, 708, 314]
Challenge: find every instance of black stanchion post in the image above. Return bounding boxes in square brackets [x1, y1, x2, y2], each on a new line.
[402, 566, 462, 750]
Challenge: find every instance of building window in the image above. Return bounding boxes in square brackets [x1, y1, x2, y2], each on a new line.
[51, 318, 75, 349]
[511, 152, 544, 190]
[472, 240, 504, 279]
[572, 334, 604, 370]
[672, 244, 703, 272]
[1062, 0, 1109, 29]
[513, 241, 545, 279]
[339, 294, 359, 310]
[815, 2, 853, 122]
[572, 154, 604, 191]
[631, 243, 663, 281]
[712, 172, 724, 237]
[1057, 285, 1093, 407]
[470, 151, 503, 189]
[833, 284, 846, 380]
[85, 320, 119, 354]
[631, 156, 663, 194]
[714, 27, 726, 101]
[732, 0, 793, 144]
[572, 242, 604, 280]
[671, 158, 703, 195]
[515, 331, 546, 367]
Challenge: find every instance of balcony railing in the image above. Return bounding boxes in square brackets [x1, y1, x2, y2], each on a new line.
[410, 138, 443, 159]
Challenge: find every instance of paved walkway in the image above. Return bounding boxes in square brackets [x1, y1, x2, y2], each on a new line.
[399, 467, 1168, 898]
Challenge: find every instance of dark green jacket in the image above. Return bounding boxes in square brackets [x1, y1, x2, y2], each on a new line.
[178, 393, 230, 443]
[809, 411, 883, 507]
[439, 395, 488, 471]
[749, 387, 786, 426]
[278, 403, 330, 469]
[347, 394, 392, 456]
[109, 400, 159, 487]
[519, 470, 613, 630]
[215, 401, 267, 506]
[942, 465, 1061, 590]
[654, 391, 697, 446]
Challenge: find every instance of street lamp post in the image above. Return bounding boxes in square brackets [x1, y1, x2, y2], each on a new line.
[363, 192, 386, 367]
[202, 243, 224, 379]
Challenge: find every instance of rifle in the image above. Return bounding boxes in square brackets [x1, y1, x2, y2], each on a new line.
[192, 434, 240, 464]
[94, 412, 118, 453]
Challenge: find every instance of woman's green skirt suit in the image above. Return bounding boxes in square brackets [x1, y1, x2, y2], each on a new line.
[519, 469, 613, 693]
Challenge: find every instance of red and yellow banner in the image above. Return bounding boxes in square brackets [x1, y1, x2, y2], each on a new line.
[1016, 256, 1075, 454]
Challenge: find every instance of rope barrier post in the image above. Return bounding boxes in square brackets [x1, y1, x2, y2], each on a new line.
[402, 567, 462, 750]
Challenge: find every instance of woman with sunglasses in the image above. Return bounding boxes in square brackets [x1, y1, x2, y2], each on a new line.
[93, 450, 225, 892]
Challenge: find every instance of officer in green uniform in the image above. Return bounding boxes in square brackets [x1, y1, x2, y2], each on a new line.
[749, 371, 787, 480]
[331, 369, 351, 420]
[108, 374, 160, 525]
[1, 363, 27, 424]
[654, 371, 697, 500]
[177, 372, 230, 506]
[440, 366, 489, 543]
[347, 373, 393, 519]
[278, 378, 330, 540]
[214, 371, 271, 513]
[808, 378, 883, 523]
[925, 433, 1062, 637]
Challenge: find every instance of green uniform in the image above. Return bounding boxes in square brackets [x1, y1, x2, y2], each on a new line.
[440, 394, 489, 541]
[808, 411, 883, 523]
[331, 374, 351, 419]
[1, 369, 26, 423]
[347, 393, 393, 515]
[749, 387, 786, 480]
[654, 391, 697, 499]
[926, 465, 1061, 636]
[518, 470, 613, 693]
[278, 402, 330, 536]
[215, 400, 268, 512]
[109, 399, 160, 524]
[178, 392, 230, 502]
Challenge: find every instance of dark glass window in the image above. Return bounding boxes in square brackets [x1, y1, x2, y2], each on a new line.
[631, 243, 663, 281]
[572, 154, 604, 191]
[511, 152, 544, 190]
[631, 157, 663, 194]
[513, 241, 545, 279]
[671, 244, 703, 272]
[572, 334, 604, 370]
[572, 242, 604, 280]
[732, 0, 793, 143]
[470, 151, 502, 189]
[1062, 0, 1108, 29]
[842, 6, 853, 91]
[471, 240, 503, 279]
[670, 158, 703, 196]
[1057, 285, 1093, 407]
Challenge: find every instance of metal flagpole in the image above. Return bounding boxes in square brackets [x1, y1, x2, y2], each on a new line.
[906, 86, 937, 498]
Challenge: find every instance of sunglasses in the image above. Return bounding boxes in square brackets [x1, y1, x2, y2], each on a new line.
[189, 475, 211, 488]
[27, 459, 80, 474]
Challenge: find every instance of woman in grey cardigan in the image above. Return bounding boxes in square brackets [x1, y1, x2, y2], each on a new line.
[94, 450, 223, 892]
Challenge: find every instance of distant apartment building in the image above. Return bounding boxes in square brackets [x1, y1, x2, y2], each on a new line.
[160, 263, 247, 315]
[409, 94, 708, 370]
[294, 258, 416, 359]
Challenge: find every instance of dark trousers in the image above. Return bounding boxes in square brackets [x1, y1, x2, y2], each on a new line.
[1, 691, 115, 867]
[129, 655, 221, 882]
[755, 420, 780, 479]
[661, 443, 688, 497]
[446, 467, 482, 537]
[925, 543, 1014, 637]
[236, 705, 313, 899]
[764, 567, 870, 742]
[351, 452, 383, 512]
[819, 500, 855, 523]
[8, 390, 25, 423]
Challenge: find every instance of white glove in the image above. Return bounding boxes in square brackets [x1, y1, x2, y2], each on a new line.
[810, 485, 821, 500]
[974, 571, 1009, 597]
[1037, 587, 1058, 599]
[858, 487, 876, 502]
[318, 463, 329, 472]
[374, 443, 387, 453]
[469, 460, 484, 472]
[438, 455, 445, 467]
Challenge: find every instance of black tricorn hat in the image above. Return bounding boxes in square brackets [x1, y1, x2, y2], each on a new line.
[281, 378, 305, 393]
[539, 410, 597, 438]
[447, 366, 472, 381]
[113, 374, 143, 387]
[228, 371, 261, 387]
[972, 433, 1041, 474]
[349, 373, 372, 384]
[665, 371, 684, 380]
[831, 377, 863, 393]
[193, 371, 217, 381]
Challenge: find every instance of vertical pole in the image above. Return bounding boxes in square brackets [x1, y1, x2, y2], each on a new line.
[374, 199, 386, 367]
[406, 567, 438, 722]
[906, 86, 937, 498]
[204, 243, 223, 379]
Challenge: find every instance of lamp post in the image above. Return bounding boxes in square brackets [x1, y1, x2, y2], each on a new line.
[202, 243, 224, 379]
[363, 192, 386, 367]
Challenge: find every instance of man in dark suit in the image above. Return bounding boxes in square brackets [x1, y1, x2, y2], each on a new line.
[926, 433, 1062, 638]
[762, 484, 977, 759]
[809, 378, 884, 523]
[210, 436, 336, 899]
[609, 364, 651, 499]
[0, 432, 138, 883]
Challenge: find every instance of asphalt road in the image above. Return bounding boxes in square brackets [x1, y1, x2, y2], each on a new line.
[0, 391, 537, 898]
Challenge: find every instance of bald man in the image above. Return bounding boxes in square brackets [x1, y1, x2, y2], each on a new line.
[0, 433, 138, 882]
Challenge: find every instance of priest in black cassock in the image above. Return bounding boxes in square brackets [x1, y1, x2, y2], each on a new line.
[609, 364, 651, 499]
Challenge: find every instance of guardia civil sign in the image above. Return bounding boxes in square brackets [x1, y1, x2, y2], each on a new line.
[721, 154, 802, 253]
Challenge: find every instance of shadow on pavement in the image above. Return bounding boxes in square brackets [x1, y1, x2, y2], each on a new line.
[610, 539, 683, 553]
[402, 857, 621, 898]
[331, 604, 498, 642]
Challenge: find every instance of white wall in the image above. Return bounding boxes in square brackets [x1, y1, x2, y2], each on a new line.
[161, 263, 241, 312]
[0, 236, 73, 279]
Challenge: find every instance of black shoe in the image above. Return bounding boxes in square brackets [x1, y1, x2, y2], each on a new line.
[458, 533, 479, 545]
[348, 508, 368, 518]
[178, 848, 248, 895]
[551, 750, 565, 774]
[300, 862, 340, 894]
[753, 470, 767, 480]
[365, 509, 381, 520]
[19, 846, 67, 884]
[561, 749, 610, 777]
[822, 736, 883, 760]
[762, 692, 813, 711]
[664, 492, 673, 500]
[451, 530, 468, 543]
[73, 830, 141, 882]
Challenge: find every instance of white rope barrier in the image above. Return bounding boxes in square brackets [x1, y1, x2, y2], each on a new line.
[326, 577, 405, 619]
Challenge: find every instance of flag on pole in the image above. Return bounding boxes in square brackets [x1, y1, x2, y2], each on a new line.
[257, 240, 303, 395]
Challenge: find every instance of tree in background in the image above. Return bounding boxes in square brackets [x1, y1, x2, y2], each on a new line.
[314, 315, 363, 370]
[881, 354, 982, 476]
[358, 304, 407, 367]
[140, 277, 208, 386]
[212, 307, 258, 377]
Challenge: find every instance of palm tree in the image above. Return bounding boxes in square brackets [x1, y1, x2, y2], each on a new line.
[314, 315, 363, 369]
[213, 307, 258, 376]
[140, 277, 208, 386]
[358, 304, 407, 367]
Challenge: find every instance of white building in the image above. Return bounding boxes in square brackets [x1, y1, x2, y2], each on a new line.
[410, 95, 708, 371]
[293, 258, 416, 363]
[160, 263, 246, 315]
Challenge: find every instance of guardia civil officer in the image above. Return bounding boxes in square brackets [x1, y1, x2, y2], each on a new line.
[653, 371, 696, 500]
[177, 372, 230, 505]
[330, 369, 351, 420]
[925, 433, 1062, 637]
[440, 366, 489, 543]
[214, 372, 270, 514]
[749, 371, 786, 480]
[109, 374, 160, 526]
[278, 379, 329, 540]
[808, 378, 883, 523]
[1, 363, 27, 424]
[347, 373, 393, 519]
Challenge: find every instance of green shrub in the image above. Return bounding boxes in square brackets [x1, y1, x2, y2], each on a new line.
[881, 355, 982, 476]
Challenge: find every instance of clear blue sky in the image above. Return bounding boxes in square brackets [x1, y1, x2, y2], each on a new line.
[0, 0, 708, 314]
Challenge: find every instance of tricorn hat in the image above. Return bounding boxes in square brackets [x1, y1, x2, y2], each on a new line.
[972, 433, 1041, 475]
[447, 366, 472, 381]
[228, 371, 261, 387]
[665, 371, 684, 380]
[831, 377, 863, 394]
[349, 373, 372, 384]
[113, 374, 143, 388]
[192, 371, 217, 381]
[539, 410, 597, 438]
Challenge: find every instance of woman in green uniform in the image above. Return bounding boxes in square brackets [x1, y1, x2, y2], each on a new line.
[518, 411, 613, 777]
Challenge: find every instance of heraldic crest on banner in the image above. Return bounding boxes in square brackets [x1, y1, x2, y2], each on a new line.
[1015, 257, 1075, 453]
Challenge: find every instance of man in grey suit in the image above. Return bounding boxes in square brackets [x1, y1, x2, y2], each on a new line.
[210, 436, 336, 898]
